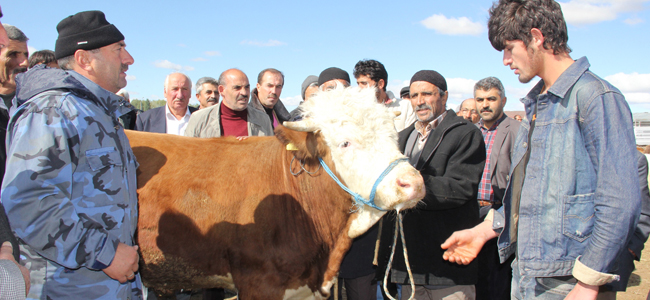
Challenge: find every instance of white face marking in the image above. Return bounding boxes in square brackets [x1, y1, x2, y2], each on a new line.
[348, 208, 386, 238]
[294, 86, 424, 212]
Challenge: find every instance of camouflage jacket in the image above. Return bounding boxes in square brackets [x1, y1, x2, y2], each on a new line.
[1, 65, 142, 299]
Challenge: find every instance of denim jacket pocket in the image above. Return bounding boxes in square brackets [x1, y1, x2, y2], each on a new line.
[562, 193, 595, 242]
[86, 147, 123, 171]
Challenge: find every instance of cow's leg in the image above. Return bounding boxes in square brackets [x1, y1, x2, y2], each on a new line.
[320, 231, 353, 297]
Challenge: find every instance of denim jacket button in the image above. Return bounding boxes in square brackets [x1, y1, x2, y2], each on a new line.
[522, 142, 528, 148]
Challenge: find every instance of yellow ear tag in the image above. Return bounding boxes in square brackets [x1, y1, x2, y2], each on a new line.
[286, 143, 299, 151]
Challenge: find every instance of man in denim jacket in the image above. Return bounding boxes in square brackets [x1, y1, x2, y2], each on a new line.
[1, 11, 141, 299]
[441, 1, 640, 299]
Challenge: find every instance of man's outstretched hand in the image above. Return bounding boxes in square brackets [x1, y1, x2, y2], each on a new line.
[441, 219, 497, 265]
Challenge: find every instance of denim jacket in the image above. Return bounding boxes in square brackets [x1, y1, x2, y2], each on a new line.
[2, 65, 142, 299]
[492, 57, 640, 284]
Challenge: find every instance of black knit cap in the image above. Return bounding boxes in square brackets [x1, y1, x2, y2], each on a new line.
[410, 70, 447, 91]
[55, 10, 125, 59]
[318, 67, 350, 86]
[400, 86, 410, 98]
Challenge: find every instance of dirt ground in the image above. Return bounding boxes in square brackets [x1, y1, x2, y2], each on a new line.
[618, 239, 650, 299]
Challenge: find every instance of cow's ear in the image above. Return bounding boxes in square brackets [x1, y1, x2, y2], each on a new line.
[275, 125, 327, 160]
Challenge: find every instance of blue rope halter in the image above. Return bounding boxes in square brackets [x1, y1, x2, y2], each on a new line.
[318, 157, 408, 211]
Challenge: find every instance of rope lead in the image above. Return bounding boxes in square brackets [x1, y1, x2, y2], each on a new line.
[382, 212, 415, 300]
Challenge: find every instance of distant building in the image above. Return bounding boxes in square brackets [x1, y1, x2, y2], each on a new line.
[634, 113, 650, 146]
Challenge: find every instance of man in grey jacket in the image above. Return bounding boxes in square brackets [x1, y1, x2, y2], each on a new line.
[185, 68, 272, 138]
[473, 76, 520, 300]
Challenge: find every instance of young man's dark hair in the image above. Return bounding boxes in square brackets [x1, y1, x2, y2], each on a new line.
[353, 59, 388, 91]
[488, 0, 571, 55]
[28, 49, 56, 69]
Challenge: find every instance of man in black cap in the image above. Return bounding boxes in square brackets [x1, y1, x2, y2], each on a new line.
[318, 67, 350, 91]
[376, 70, 485, 300]
[301, 75, 318, 101]
[399, 86, 410, 100]
[1, 10, 141, 299]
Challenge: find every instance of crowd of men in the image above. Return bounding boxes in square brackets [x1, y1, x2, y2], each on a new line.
[0, 0, 648, 300]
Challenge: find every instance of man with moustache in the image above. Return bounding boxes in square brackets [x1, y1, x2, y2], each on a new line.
[249, 68, 291, 128]
[0, 24, 28, 111]
[135, 72, 198, 135]
[376, 70, 485, 300]
[472, 77, 519, 300]
[196, 76, 220, 109]
[442, 1, 640, 299]
[1, 10, 141, 299]
[185, 68, 272, 138]
[457, 98, 480, 124]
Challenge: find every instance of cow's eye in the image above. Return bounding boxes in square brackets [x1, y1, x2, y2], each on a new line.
[339, 141, 350, 148]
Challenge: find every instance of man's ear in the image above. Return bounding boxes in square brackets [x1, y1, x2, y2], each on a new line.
[378, 79, 385, 90]
[74, 49, 93, 71]
[530, 28, 545, 48]
[218, 85, 225, 95]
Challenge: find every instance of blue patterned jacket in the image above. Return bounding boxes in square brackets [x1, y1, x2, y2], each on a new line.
[1, 65, 142, 299]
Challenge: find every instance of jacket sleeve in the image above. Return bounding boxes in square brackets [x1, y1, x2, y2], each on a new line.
[134, 111, 144, 131]
[629, 152, 650, 259]
[1, 108, 119, 270]
[418, 127, 486, 211]
[573, 87, 641, 282]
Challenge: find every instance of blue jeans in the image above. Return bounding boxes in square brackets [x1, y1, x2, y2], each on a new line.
[511, 259, 577, 300]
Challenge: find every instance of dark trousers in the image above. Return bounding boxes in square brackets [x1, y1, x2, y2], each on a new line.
[330, 273, 378, 300]
[475, 235, 513, 300]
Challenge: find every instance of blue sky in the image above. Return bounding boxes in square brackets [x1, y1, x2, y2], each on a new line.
[3, 0, 650, 112]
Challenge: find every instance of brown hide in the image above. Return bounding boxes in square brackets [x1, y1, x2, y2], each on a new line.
[126, 127, 357, 299]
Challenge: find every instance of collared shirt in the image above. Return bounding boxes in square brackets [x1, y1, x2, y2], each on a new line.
[414, 111, 447, 151]
[165, 104, 192, 135]
[477, 114, 507, 202]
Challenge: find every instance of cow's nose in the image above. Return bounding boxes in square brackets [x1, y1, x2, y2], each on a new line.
[396, 174, 425, 202]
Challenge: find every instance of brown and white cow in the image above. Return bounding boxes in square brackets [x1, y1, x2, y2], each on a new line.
[127, 86, 425, 299]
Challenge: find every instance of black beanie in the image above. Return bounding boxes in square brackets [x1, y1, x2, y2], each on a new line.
[410, 70, 447, 91]
[318, 67, 350, 86]
[400, 86, 410, 98]
[55, 11, 125, 59]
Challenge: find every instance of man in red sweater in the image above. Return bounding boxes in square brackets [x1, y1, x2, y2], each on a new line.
[185, 68, 273, 138]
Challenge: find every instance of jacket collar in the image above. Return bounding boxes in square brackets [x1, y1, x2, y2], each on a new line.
[521, 56, 590, 106]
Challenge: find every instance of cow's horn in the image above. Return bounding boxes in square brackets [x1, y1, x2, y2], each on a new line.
[283, 119, 318, 132]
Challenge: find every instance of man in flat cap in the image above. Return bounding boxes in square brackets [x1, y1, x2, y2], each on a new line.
[318, 67, 350, 91]
[376, 70, 485, 300]
[1, 10, 141, 299]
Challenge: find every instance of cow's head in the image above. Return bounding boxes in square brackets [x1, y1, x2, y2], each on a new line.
[281, 86, 424, 217]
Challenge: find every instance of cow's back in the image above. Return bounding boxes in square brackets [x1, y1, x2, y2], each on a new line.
[125, 130, 353, 298]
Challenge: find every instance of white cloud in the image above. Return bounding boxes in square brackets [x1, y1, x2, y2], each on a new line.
[420, 14, 484, 36]
[605, 72, 650, 104]
[624, 93, 650, 104]
[387, 79, 411, 98]
[28, 46, 37, 56]
[241, 39, 287, 47]
[126, 75, 136, 80]
[153, 60, 182, 70]
[559, 0, 649, 25]
[624, 17, 644, 25]
[192, 57, 208, 62]
[447, 78, 477, 105]
[204, 51, 221, 56]
[282, 95, 303, 107]
[153, 60, 194, 72]
[605, 72, 650, 93]
[149, 94, 161, 100]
